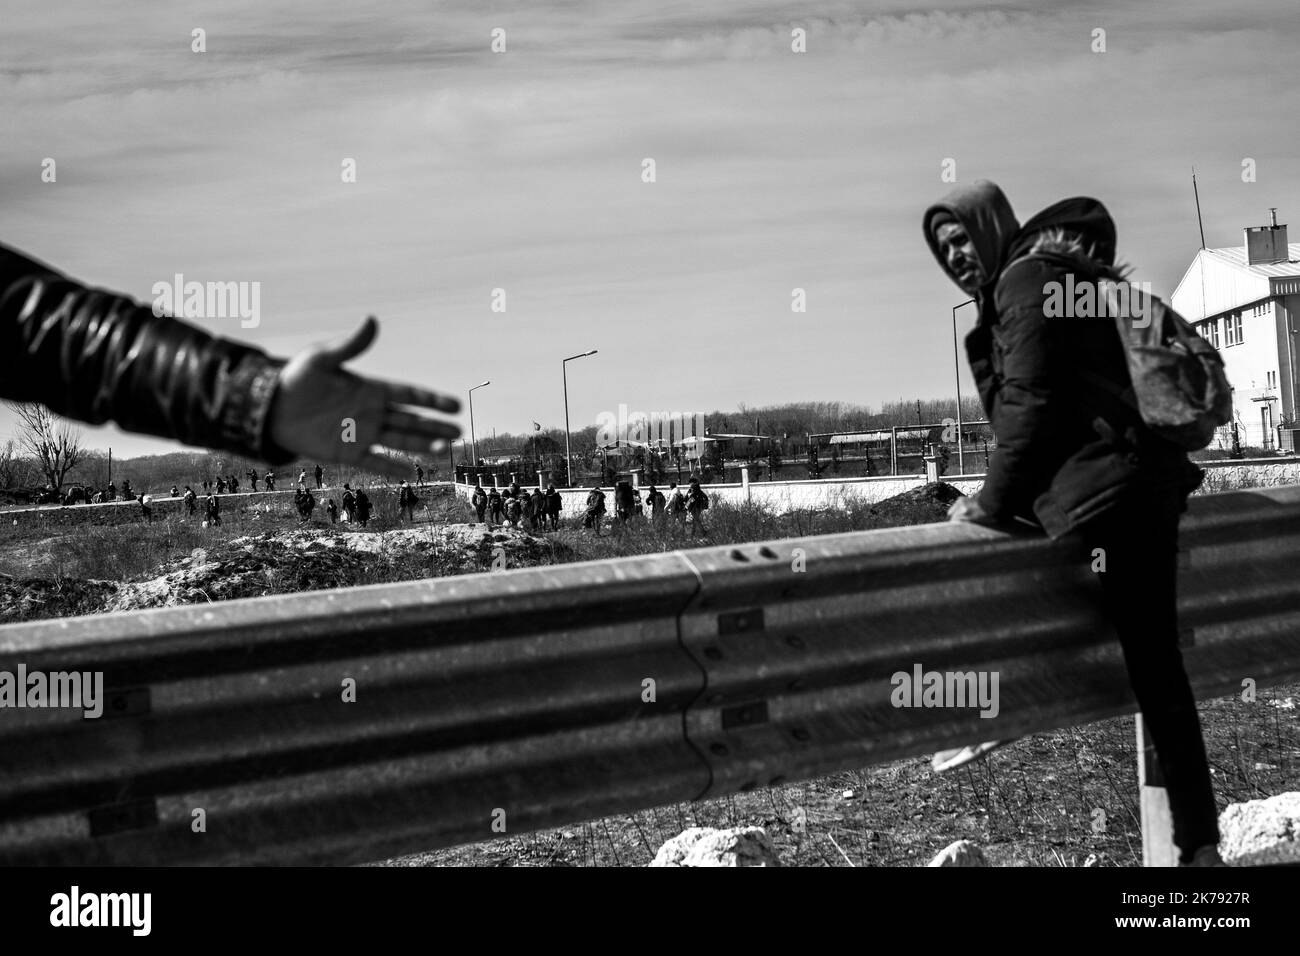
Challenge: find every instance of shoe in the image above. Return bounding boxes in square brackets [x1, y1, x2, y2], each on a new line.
[1178, 845, 1227, 867]
[931, 739, 1017, 773]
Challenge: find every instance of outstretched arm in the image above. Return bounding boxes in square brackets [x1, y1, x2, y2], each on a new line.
[0, 242, 459, 477]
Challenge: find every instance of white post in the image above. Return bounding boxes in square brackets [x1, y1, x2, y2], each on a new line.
[741, 465, 751, 503]
[1136, 713, 1177, 867]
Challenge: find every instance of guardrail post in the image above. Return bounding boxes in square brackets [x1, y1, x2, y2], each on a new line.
[890, 426, 898, 475]
[1136, 713, 1177, 867]
[741, 465, 750, 503]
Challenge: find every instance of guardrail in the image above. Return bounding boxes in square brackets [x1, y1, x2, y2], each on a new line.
[1, 485, 1299, 865]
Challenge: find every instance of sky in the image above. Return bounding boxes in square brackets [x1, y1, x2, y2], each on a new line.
[2, 0, 1298, 459]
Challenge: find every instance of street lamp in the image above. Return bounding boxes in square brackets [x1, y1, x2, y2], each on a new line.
[563, 350, 598, 487]
[952, 299, 975, 475]
[468, 380, 490, 467]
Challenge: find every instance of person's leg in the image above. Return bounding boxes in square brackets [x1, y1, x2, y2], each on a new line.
[1086, 499, 1220, 862]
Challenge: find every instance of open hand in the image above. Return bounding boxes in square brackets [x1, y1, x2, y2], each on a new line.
[267, 316, 460, 479]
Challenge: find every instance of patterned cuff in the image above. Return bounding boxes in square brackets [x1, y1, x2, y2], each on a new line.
[222, 355, 295, 464]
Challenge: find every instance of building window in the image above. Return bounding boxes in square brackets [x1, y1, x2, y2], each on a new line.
[1201, 318, 1221, 349]
[1224, 312, 1243, 346]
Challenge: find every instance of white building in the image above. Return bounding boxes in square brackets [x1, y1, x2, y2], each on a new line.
[1171, 210, 1300, 451]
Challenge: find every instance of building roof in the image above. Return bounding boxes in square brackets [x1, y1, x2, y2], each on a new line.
[1202, 242, 1300, 278]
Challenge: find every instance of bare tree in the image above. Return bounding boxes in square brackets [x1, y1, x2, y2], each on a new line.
[0, 438, 28, 490]
[4, 403, 83, 491]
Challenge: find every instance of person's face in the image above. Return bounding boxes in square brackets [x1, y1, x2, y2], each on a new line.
[933, 220, 984, 294]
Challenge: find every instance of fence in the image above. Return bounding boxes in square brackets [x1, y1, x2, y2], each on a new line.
[1, 485, 1299, 865]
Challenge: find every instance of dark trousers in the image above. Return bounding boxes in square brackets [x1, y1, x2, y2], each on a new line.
[1074, 495, 1220, 861]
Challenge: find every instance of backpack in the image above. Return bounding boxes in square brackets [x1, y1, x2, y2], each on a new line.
[1075, 289, 1233, 451]
[1005, 254, 1233, 451]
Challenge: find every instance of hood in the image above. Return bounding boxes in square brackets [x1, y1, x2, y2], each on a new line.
[923, 179, 1020, 292]
[1004, 197, 1117, 274]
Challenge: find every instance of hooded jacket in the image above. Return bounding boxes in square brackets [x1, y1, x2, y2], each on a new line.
[943, 195, 1202, 536]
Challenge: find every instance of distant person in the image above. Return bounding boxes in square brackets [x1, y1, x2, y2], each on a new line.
[685, 479, 709, 535]
[415, 463, 425, 487]
[229, 474, 239, 494]
[105, 482, 117, 502]
[530, 488, 545, 531]
[341, 483, 356, 522]
[614, 480, 634, 527]
[216, 476, 226, 494]
[170, 485, 179, 499]
[666, 482, 686, 529]
[298, 469, 308, 487]
[544, 484, 562, 530]
[327, 498, 338, 524]
[296, 486, 316, 524]
[354, 488, 372, 527]
[265, 471, 276, 492]
[646, 484, 666, 527]
[315, 464, 324, 489]
[205, 492, 221, 527]
[488, 487, 503, 527]
[471, 482, 488, 524]
[183, 485, 197, 516]
[583, 485, 606, 536]
[399, 480, 418, 522]
[505, 493, 522, 529]
[248, 468, 260, 491]
[120, 479, 133, 500]
[138, 493, 153, 524]
[923, 181, 1223, 867]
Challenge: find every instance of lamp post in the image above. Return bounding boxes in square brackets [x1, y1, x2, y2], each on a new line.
[468, 380, 490, 467]
[563, 350, 598, 488]
[952, 299, 975, 475]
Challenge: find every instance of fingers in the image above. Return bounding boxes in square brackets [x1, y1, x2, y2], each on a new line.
[320, 315, 380, 366]
[384, 382, 461, 415]
[378, 429, 451, 456]
[358, 451, 412, 480]
[382, 408, 460, 442]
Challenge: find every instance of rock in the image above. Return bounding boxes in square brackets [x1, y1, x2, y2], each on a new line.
[1218, 791, 1300, 866]
[649, 827, 781, 867]
[927, 839, 987, 867]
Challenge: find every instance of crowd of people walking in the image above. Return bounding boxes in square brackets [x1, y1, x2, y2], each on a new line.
[469, 477, 710, 537]
[41, 461, 436, 531]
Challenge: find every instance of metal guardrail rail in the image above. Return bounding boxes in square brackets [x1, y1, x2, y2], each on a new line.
[1, 486, 1299, 865]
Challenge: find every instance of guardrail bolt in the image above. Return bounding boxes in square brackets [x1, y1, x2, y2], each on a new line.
[786, 635, 805, 649]
[704, 646, 724, 660]
[710, 743, 729, 756]
[791, 727, 811, 742]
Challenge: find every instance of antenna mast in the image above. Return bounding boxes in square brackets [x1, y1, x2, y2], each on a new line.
[1192, 167, 1206, 249]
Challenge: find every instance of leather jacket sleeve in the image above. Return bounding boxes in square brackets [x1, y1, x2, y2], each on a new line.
[0, 242, 294, 463]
